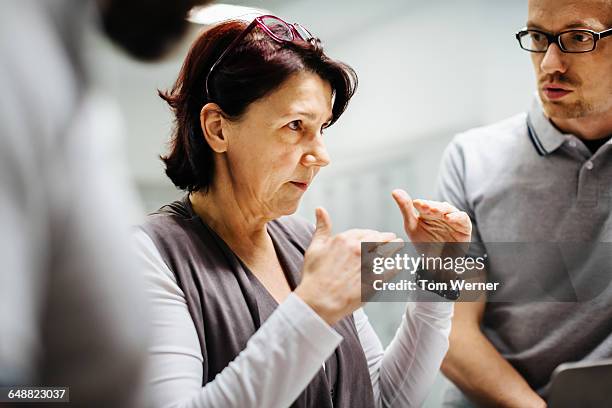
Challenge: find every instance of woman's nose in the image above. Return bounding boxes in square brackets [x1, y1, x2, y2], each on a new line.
[302, 137, 330, 168]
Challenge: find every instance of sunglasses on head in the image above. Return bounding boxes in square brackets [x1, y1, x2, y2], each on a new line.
[205, 15, 318, 99]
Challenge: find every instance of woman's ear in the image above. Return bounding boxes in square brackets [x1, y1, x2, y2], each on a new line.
[200, 103, 228, 153]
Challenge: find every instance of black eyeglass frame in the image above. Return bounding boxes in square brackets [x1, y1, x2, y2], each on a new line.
[515, 26, 612, 53]
[204, 15, 317, 99]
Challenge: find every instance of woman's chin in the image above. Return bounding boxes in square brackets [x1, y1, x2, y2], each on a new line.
[275, 199, 302, 218]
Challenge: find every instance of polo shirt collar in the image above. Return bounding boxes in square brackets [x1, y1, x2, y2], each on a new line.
[527, 96, 566, 156]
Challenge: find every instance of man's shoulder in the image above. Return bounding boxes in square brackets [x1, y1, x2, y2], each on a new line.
[452, 112, 527, 149]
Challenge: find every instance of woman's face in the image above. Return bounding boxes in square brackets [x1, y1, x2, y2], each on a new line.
[222, 71, 333, 218]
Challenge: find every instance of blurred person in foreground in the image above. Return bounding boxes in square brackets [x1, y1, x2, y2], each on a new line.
[133, 15, 472, 408]
[439, 0, 612, 407]
[0, 0, 211, 406]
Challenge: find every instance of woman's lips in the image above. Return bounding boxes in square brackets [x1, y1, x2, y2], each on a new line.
[290, 181, 309, 191]
[543, 86, 573, 100]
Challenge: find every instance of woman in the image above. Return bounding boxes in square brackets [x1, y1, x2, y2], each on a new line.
[133, 15, 472, 408]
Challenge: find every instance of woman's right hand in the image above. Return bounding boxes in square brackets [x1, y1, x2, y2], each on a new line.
[295, 208, 402, 326]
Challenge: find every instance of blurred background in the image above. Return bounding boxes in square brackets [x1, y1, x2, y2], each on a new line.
[88, 0, 534, 405]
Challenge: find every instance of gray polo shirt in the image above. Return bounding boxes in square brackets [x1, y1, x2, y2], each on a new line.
[437, 97, 612, 399]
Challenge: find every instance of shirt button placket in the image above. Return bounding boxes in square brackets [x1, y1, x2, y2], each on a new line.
[577, 160, 597, 207]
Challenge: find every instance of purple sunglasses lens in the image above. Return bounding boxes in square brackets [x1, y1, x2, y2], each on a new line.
[260, 16, 293, 41]
[292, 23, 313, 41]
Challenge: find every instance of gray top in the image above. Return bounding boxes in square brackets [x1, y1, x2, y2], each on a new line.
[140, 197, 374, 408]
[437, 97, 612, 396]
[137, 195, 454, 407]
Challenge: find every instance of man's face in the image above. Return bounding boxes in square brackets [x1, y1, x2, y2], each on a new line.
[527, 0, 612, 120]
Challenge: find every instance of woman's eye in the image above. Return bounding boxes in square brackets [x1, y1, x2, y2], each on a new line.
[287, 120, 301, 131]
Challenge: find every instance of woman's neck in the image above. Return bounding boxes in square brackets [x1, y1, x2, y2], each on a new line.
[189, 187, 272, 254]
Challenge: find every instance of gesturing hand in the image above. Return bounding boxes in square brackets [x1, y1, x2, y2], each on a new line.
[295, 207, 402, 325]
[392, 189, 472, 243]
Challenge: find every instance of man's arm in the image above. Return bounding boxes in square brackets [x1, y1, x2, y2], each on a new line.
[441, 300, 546, 407]
[436, 138, 546, 407]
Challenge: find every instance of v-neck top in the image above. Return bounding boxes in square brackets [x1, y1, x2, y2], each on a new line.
[136, 194, 454, 408]
[141, 195, 373, 407]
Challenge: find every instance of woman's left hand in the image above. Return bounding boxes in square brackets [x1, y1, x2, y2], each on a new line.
[392, 189, 472, 243]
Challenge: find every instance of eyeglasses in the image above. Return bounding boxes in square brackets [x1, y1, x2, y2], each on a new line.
[205, 15, 317, 99]
[515, 27, 612, 53]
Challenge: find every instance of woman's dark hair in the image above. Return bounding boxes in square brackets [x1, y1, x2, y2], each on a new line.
[159, 19, 358, 192]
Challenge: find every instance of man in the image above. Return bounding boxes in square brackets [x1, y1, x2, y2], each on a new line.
[437, 0, 612, 406]
[0, 0, 209, 406]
